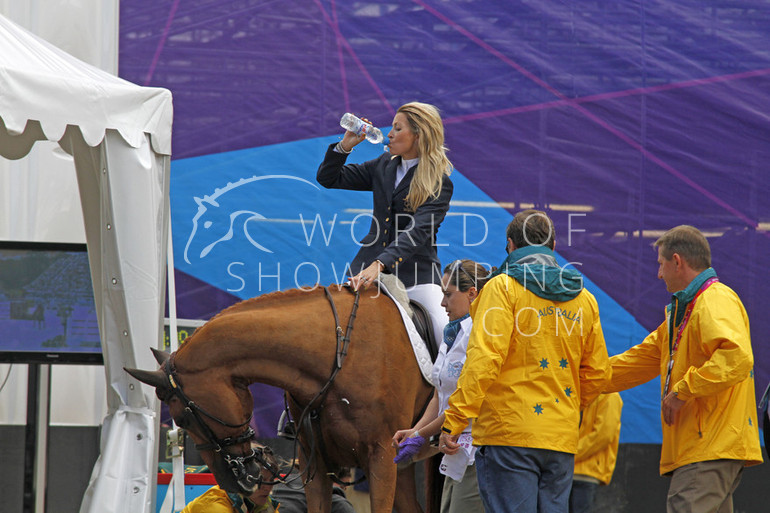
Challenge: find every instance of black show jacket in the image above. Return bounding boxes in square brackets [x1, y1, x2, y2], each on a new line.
[317, 143, 453, 287]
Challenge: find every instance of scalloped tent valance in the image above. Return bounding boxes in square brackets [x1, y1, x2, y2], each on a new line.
[0, 13, 172, 156]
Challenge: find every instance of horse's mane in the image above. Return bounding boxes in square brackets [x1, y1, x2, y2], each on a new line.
[208, 285, 350, 322]
[176, 286, 351, 356]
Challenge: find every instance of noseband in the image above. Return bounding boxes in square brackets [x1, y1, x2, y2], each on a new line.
[161, 354, 276, 491]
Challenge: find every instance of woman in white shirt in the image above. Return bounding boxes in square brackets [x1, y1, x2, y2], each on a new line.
[392, 259, 490, 513]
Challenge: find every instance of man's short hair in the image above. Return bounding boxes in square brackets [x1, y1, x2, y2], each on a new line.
[506, 209, 555, 250]
[654, 225, 711, 271]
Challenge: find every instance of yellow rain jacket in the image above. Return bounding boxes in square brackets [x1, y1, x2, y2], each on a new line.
[443, 272, 611, 454]
[574, 393, 623, 485]
[181, 486, 277, 513]
[607, 280, 762, 475]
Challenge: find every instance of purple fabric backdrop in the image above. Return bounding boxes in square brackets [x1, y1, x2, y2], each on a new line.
[123, 0, 770, 428]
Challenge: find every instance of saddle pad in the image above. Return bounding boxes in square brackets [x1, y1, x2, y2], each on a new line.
[376, 282, 434, 384]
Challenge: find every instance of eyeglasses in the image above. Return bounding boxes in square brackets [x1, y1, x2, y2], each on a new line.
[449, 259, 477, 288]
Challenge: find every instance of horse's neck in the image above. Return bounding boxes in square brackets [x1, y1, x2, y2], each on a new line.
[180, 289, 353, 400]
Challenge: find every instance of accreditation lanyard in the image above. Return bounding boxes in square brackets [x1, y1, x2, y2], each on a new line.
[662, 277, 719, 399]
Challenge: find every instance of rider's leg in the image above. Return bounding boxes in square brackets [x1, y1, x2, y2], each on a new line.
[405, 283, 448, 355]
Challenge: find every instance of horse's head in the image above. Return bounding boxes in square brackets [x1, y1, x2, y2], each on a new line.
[124, 348, 264, 495]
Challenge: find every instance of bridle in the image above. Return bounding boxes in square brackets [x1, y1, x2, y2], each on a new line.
[160, 285, 362, 492]
[160, 354, 280, 491]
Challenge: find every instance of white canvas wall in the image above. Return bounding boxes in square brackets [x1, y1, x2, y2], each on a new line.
[0, 0, 118, 73]
[0, 0, 119, 427]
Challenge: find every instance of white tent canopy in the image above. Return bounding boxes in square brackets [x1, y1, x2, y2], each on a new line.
[0, 13, 172, 513]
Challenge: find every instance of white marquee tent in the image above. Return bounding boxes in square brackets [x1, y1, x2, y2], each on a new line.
[0, 13, 173, 513]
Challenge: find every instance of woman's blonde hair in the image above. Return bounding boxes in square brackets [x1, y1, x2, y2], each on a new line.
[397, 102, 453, 211]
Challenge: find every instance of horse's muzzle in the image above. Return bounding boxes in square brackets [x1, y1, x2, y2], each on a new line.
[225, 451, 262, 495]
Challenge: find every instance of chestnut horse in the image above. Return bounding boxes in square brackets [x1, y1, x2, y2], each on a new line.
[125, 285, 434, 513]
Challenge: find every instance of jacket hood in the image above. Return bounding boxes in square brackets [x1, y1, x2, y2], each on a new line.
[491, 246, 583, 301]
[666, 267, 718, 327]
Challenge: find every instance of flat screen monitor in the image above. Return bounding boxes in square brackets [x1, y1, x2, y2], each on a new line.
[0, 241, 103, 364]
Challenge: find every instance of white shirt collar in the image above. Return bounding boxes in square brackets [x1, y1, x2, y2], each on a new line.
[395, 157, 419, 188]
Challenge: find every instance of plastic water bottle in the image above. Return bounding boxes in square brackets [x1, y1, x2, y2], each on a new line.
[340, 113, 384, 144]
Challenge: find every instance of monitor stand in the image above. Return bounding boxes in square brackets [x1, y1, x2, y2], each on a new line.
[23, 363, 49, 513]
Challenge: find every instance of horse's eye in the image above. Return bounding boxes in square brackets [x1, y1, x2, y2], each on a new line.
[204, 221, 212, 228]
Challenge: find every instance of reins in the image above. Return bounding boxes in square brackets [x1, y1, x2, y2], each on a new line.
[281, 285, 364, 488]
[317, 285, 359, 399]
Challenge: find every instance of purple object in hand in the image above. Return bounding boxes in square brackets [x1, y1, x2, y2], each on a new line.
[393, 435, 426, 464]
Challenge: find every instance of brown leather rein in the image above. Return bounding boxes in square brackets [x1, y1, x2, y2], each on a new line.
[282, 285, 365, 487]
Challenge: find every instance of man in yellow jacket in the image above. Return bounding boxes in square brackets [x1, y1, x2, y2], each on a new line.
[570, 392, 623, 513]
[439, 209, 611, 513]
[606, 225, 762, 513]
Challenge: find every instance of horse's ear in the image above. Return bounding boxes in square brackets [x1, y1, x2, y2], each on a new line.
[124, 367, 168, 389]
[151, 347, 171, 365]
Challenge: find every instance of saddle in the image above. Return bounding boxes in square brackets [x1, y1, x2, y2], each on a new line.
[408, 299, 438, 362]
